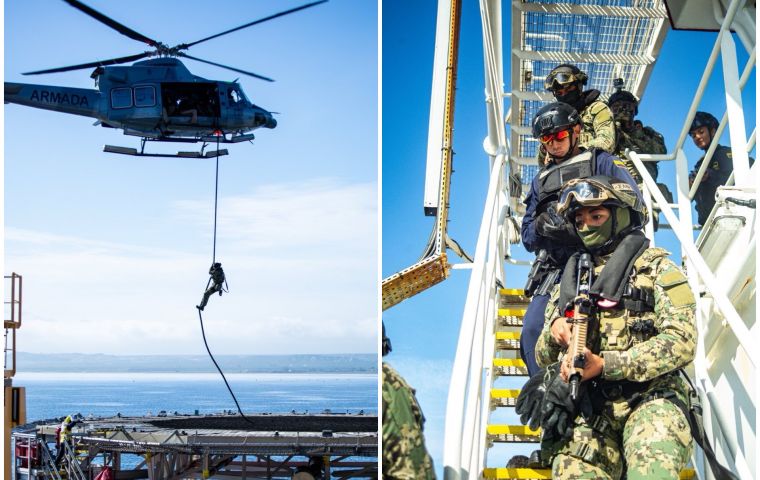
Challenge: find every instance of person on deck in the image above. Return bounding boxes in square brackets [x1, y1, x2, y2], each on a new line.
[518, 176, 696, 479]
[520, 102, 640, 378]
[55, 415, 82, 467]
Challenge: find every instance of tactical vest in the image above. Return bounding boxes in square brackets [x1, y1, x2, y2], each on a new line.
[589, 248, 667, 352]
[536, 150, 597, 214]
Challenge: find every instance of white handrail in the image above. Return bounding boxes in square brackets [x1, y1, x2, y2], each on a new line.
[443, 154, 505, 480]
[674, 0, 745, 153]
[628, 151, 756, 368]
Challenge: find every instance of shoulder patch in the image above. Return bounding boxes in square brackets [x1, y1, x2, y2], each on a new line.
[659, 267, 695, 307]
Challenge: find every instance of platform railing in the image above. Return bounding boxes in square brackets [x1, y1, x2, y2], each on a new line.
[38, 438, 64, 480]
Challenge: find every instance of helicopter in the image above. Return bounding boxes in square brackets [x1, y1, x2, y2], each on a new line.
[4, 0, 326, 158]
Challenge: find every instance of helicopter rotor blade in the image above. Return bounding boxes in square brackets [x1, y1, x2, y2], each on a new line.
[177, 53, 274, 82]
[63, 0, 161, 47]
[23, 52, 152, 75]
[180, 0, 328, 49]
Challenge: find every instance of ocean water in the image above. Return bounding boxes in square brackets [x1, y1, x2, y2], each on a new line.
[15, 372, 378, 422]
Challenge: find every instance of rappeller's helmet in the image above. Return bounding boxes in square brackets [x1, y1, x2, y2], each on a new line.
[556, 176, 646, 253]
[544, 64, 588, 105]
[690, 111, 719, 133]
[532, 102, 580, 162]
[607, 89, 639, 117]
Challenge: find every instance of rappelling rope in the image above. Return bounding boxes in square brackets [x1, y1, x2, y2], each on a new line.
[197, 309, 256, 426]
[197, 133, 256, 426]
[212, 134, 221, 264]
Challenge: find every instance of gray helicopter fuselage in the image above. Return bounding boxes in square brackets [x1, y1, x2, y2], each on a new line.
[5, 58, 276, 140]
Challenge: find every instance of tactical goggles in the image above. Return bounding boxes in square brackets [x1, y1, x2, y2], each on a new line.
[544, 71, 577, 91]
[610, 101, 635, 114]
[539, 129, 571, 144]
[556, 179, 611, 215]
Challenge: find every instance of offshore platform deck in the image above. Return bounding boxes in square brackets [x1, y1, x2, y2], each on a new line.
[13, 413, 378, 479]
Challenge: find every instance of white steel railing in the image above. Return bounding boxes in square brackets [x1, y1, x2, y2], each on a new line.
[443, 0, 508, 477]
[443, 154, 508, 480]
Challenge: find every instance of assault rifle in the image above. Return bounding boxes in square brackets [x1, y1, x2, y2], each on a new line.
[524, 249, 561, 297]
[568, 253, 594, 400]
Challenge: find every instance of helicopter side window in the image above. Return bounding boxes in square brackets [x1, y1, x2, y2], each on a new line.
[228, 88, 242, 104]
[110, 88, 132, 109]
[134, 86, 156, 107]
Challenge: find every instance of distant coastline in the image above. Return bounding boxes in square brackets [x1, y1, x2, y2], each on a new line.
[17, 352, 377, 374]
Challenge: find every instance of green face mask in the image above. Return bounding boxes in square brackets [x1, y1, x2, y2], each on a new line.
[577, 216, 613, 248]
[576, 207, 631, 249]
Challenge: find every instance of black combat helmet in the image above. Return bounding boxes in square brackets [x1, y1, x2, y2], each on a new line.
[607, 90, 639, 116]
[531, 102, 580, 139]
[544, 64, 588, 105]
[690, 111, 719, 132]
[556, 175, 647, 231]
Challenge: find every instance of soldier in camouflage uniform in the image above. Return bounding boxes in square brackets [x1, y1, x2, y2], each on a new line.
[608, 89, 666, 184]
[538, 64, 616, 165]
[382, 323, 436, 479]
[608, 88, 669, 229]
[518, 176, 695, 479]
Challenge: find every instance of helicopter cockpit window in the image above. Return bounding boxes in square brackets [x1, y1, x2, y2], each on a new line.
[134, 86, 156, 107]
[228, 88, 242, 104]
[111, 88, 133, 109]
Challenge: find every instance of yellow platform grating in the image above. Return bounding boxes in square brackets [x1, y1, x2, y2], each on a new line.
[491, 389, 521, 407]
[496, 331, 521, 350]
[493, 358, 528, 376]
[487, 424, 540, 443]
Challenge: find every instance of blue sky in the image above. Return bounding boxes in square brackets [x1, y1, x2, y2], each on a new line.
[382, 1, 755, 474]
[4, 0, 378, 355]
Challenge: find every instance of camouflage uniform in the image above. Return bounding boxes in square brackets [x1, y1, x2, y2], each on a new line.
[382, 363, 436, 479]
[615, 124, 666, 184]
[579, 99, 616, 154]
[535, 248, 696, 479]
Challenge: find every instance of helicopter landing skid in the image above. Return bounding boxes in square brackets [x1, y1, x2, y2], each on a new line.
[104, 138, 229, 158]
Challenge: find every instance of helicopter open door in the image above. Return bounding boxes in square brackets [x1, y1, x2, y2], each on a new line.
[161, 82, 220, 123]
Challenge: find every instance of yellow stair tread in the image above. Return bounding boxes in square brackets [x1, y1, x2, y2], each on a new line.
[483, 467, 696, 479]
[499, 288, 526, 296]
[493, 358, 526, 368]
[491, 389, 520, 399]
[487, 425, 539, 436]
[496, 331, 521, 341]
[498, 308, 527, 317]
[483, 468, 551, 479]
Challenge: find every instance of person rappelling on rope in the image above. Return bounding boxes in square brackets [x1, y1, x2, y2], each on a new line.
[197, 262, 228, 311]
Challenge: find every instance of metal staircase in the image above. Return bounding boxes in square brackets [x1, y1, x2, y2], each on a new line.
[436, 0, 755, 479]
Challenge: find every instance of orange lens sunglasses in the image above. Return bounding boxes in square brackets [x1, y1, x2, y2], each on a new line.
[539, 129, 570, 144]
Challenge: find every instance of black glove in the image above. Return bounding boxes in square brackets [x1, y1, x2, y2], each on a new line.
[534, 207, 578, 243]
[515, 367, 548, 430]
[540, 363, 593, 441]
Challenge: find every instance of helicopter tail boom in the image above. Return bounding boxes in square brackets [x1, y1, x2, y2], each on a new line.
[5, 82, 100, 119]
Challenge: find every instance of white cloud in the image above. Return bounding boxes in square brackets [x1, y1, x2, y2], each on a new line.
[5, 179, 378, 355]
[173, 179, 377, 251]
